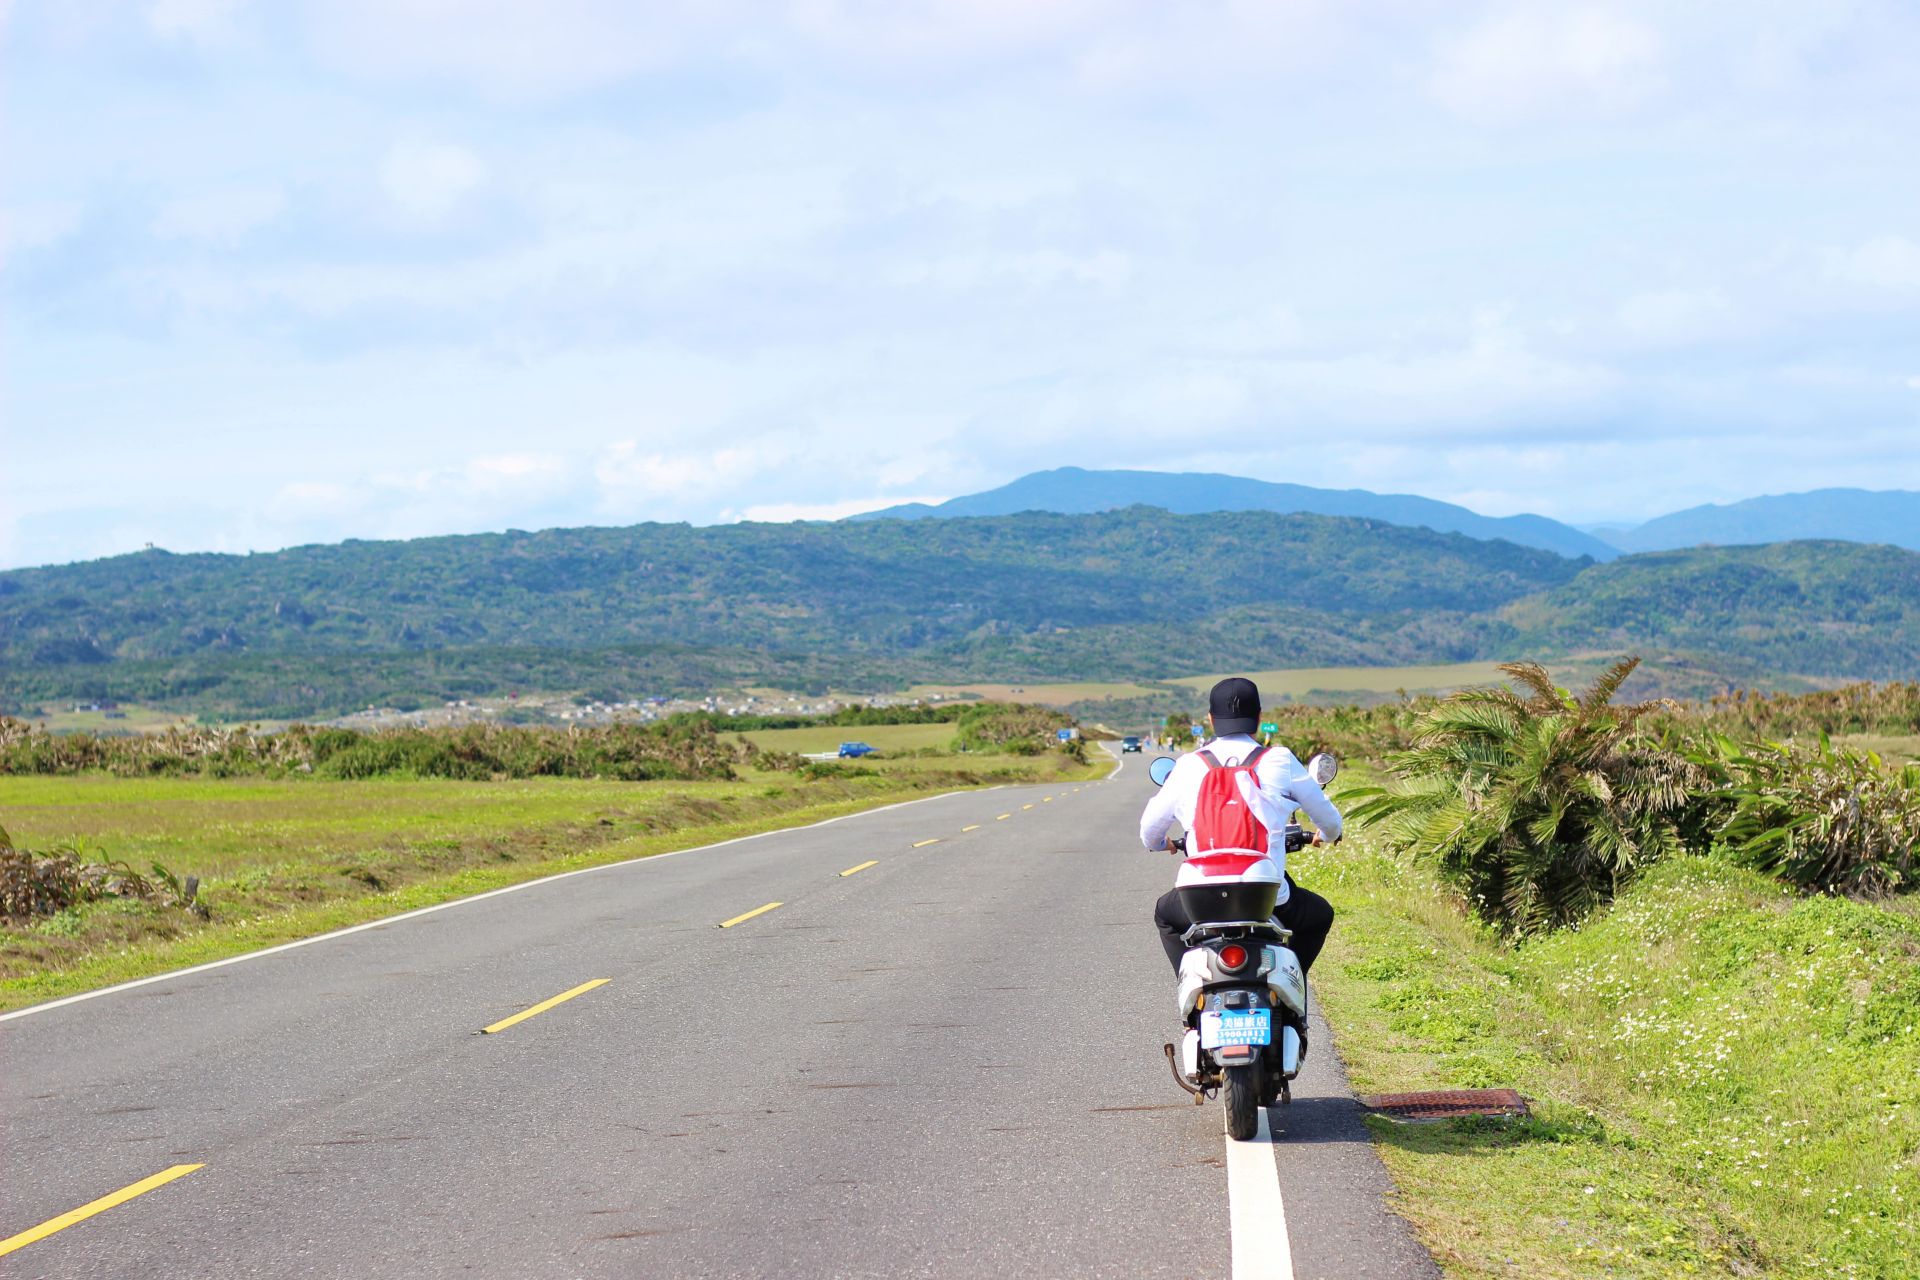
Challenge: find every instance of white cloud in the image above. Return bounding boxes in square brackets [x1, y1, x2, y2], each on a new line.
[6, 0, 1920, 569]
[728, 494, 949, 522]
[464, 452, 572, 493]
[1825, 234, 1920, 290]
[786, 0, 1104, 63]
[0, 200, 84, 263]
[148, 0, 247, 42]
[303, 0, 730, 98]
[379, 138, 485, 220]
[153, 186, 286, 241]
[894, 248, 1134, 292]
[593, 441, 765, 503]
[1614, 288, 1732, 344]
[1431, 6, 1664, 122]
[275, 481, 354, 510]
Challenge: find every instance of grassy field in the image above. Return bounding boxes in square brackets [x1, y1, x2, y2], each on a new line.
[732, 721, 962, 755]
[1297, 809, 1919, 1279]
[0, 749, 1104, 1012]
[1170, 661, 1511, 700]
[28, 704, 204, 734]
[899, 680, 1162, 705]
[1836, 733, 1920, 765]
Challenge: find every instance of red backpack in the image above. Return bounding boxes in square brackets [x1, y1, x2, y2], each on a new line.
[1191, 746, 1270, 853]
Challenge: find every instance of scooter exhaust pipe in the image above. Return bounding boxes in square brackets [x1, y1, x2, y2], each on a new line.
[1162, 1042, 1205, 1102]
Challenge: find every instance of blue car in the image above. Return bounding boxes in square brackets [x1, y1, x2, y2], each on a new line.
[837, 741, 875, 758]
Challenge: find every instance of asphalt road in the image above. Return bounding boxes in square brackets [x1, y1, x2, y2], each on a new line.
[0, 750, 1438, 1279]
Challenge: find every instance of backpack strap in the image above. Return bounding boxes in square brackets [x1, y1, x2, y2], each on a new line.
[1195, 750, 1222, 770]
[1242, 745, 1268, 772]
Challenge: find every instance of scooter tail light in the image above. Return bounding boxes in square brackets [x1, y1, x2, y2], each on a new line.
[1219, 943, 1248, 970]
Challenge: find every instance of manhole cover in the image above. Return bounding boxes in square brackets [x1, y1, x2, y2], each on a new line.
[1360, 1088, 1528, 1121]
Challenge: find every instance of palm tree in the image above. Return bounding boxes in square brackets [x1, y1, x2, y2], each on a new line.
[1346, 657, 1701, 935]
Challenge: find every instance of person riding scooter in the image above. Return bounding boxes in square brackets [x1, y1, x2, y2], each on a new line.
[1137, 677, 1342, 976]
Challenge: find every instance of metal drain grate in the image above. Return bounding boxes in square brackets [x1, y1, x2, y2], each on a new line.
[1360, 1088, 1529, 1121]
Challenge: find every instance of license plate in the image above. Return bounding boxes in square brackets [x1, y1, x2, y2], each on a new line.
[1200, 1008, 1271, 1049]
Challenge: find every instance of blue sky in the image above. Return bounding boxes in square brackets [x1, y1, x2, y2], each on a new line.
[4, 0, 1918, 569]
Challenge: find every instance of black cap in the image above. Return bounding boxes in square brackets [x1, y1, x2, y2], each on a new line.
[1208, 677, 1261, 735]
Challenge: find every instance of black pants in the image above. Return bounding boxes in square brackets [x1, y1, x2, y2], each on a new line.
[1153, 875, 1334, 974]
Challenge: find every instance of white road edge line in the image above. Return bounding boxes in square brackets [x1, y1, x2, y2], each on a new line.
[0, 785, 1004, 1024]
[1226, 1107, 1295, 1280]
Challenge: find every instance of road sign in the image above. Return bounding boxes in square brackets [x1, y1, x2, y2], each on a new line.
[1056, 728, 1074, 742]
[1190, 725, 1204, 738]
[1259, 722, 1278, 734]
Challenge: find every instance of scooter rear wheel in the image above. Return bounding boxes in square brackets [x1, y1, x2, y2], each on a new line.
[1224, 1064, 1260, 1140]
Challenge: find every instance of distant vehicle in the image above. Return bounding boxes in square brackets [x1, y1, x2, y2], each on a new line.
[837, 742, 876, 758]
[1121, 736, 1143, 753]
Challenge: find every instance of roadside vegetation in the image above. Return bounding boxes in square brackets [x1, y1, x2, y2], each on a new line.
[1303, 662, 1919, 1277]
[1346, 661, 1919, 929]
[0, 700, 1081, 780]
[0, 702, 1097, 1009]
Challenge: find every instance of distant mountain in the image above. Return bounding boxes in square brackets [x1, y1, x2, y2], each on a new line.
[3, 507, 1915, 720]
[852, 467, 1620, 561]
[1600, 489, 1920, 553]
[0, 509, 1583, 717]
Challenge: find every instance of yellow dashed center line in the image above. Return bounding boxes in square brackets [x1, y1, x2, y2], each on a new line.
[961, 824, 981, 832]
[0, 1164, 204, 1259]
[482, 978, 610, 1033]
[996, 813, 1011, 820]
[839, 860, 878, 877]
[1022, 803, 1035, 810]
[717, 901, 784, 929]
[1042, 796, 1053, 802]
[912, 838, 940, 848]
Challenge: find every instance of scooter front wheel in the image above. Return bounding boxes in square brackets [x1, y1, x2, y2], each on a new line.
[1223, 1064, 1260, 1140]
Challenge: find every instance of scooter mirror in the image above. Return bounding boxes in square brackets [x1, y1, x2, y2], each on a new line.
[1148, 756, 1177, 786]
[1308, 752, 1339, 786]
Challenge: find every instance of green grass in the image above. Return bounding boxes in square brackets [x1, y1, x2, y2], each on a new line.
[732, 721, 963, 755]
[1171, 662, 1511, 700]
[32, 703, 208, 734]
[898, 680, 1162, 705]
[1295, 818, 1920, 1278]
[0, 750, 1106, 1011]
[1835, 734, 1920, 766]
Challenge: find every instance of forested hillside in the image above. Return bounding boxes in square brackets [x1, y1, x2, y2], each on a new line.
[1504, 541, 1920, 680]
[1, 510, 1914, 718]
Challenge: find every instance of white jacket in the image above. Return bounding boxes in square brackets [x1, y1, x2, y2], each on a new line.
[1137, 735, 1344, 901]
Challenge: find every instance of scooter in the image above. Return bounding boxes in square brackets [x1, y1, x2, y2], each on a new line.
[1146, 750, 1338, 1140]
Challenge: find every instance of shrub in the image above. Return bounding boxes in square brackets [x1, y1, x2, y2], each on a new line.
[1346, 658, 1703, 935]
[1685, 681, 1920, 740]
[951, 702, 1075, 752]
[1702, 735, 1920, 895]
[0, 716, 740, 782]
[0, 826, 186, 919]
